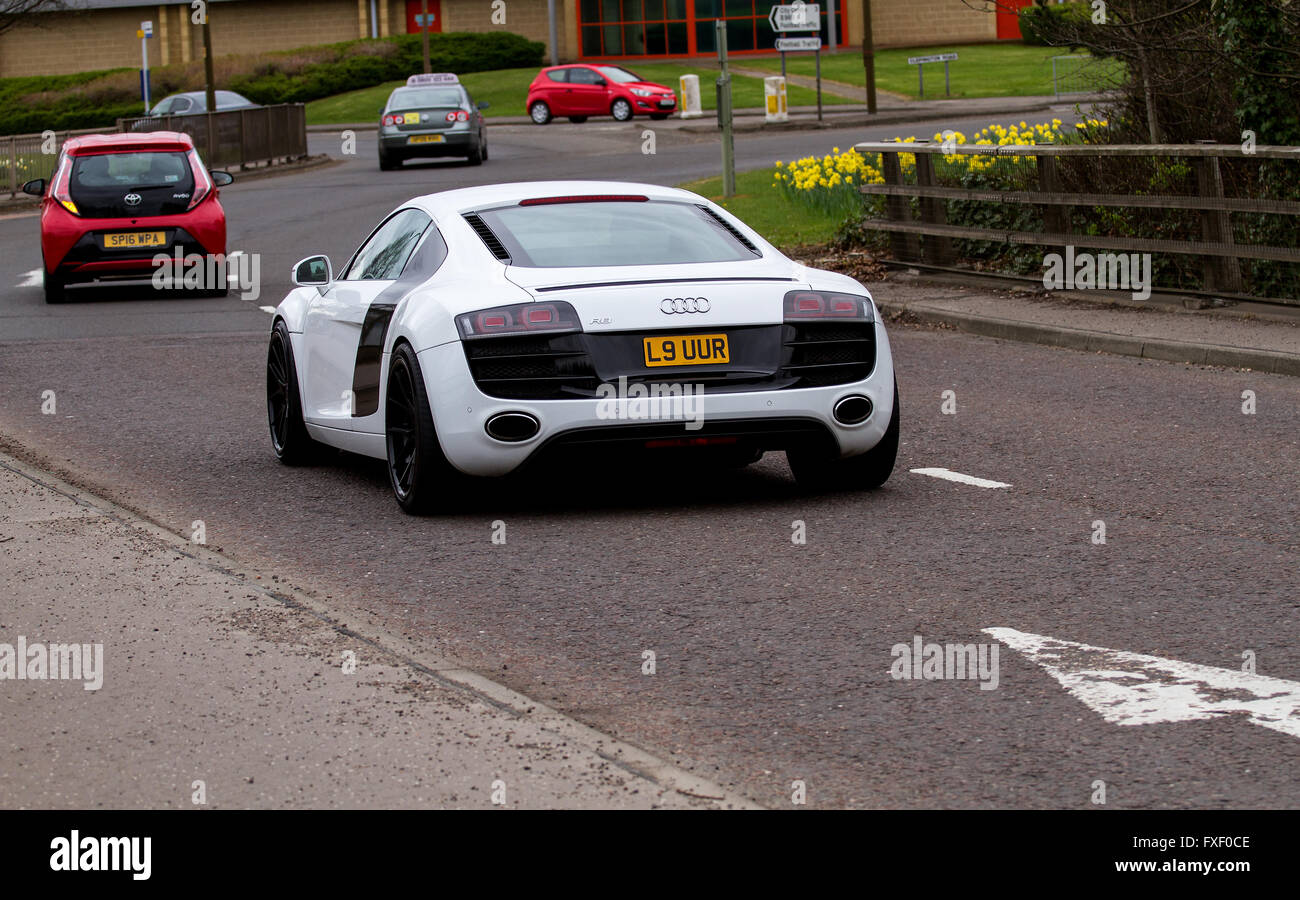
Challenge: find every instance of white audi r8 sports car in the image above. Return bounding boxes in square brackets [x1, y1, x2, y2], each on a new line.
[267, 181, 898, 513]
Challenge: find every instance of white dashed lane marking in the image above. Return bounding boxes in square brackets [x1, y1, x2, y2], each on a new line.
[259, 306, 276, 314]
[909, 467, 1011, 489]
[17, 268, 42, 288]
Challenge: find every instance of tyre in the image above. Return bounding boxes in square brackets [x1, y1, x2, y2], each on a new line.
[610, 98, 633, 122]
[43, 267, 66, 304]
[481, 136, 489, 160]
[385, 342, 474, 514]
[567, 116, 588, 124]
[466, 139, 484, 166]
[787, 383, 900, 492]
[529, 101, 552, 125]
[266, 320, 322, 465]
[378, 149, 398, 171]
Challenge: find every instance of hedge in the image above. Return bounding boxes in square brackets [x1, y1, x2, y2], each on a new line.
[0, 31, 545, 136]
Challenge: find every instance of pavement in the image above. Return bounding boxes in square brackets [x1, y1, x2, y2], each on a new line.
[0, 452, 752, 809]
[863, 275, 1300, 377]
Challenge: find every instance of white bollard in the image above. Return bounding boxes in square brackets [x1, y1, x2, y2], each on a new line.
[679, 74, 703, 119]
[764, 76, 788, 123]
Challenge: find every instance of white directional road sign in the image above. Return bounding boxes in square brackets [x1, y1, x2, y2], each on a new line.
[907, 52, 958, 65]
[986, 628, 1300, 739]
[775, 36, 822, 52]
[769, 3, 820, 32]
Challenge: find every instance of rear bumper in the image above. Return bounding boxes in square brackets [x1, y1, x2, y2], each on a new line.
[41, 203, 225, 279]
[379, 130, 476, 157]
[416, 321, 896, 477]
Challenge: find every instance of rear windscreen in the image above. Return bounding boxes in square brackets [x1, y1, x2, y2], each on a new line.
[475, 201, 760, 268]
[71, 152, 192, 190]
[68, 151, 196, 218]
[389, 87, 464, 109]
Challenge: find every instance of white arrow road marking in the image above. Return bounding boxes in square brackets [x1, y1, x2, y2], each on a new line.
[18, 268, 42, 288]
[985, 628, 1300, 740]
[910, 467, 1011, 489]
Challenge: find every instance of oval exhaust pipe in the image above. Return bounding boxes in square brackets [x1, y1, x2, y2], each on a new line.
[833, 395, 873, 426]
[485, 412, 540, 443]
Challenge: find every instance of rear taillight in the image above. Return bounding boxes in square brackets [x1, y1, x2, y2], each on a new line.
[52, 155, 77, 215]
[186, 148, 213, 211]
[456, 301, 581, 338]
[383, 114, 395, 126]
[783, 290, 873, 321]
[456, 110, 469, 122]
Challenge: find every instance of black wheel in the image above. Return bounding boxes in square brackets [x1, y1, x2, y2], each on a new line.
[567, 115, 588, 123]
[481, 135, 488, 160]
[788, 383, 900, 492]
[43, 267, 66, 304]
[466, 140, 484, 166]
[610, 98, 633, 122]
[378, 149, 398, 170]
[385, 343, 474, 514]
[529, 101, 552, 125]
[649, 113, 669, 120]
[266, 320, 321, 465]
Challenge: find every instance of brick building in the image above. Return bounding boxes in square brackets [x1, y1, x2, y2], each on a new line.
[1, 1, 1027, 79]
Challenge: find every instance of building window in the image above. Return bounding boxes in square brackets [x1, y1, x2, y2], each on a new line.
[579, 0, 843, 59]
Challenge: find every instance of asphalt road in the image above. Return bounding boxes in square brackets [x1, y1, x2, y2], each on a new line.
[2, 109, 1297, 808]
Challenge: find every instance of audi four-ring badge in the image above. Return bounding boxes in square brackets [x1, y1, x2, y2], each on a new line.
[268, 181, 898, 513]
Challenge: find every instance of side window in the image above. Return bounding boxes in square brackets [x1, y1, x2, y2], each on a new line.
[342, 208, 432, 281]
[569, 67, 603, 86]
[173, 97, 194, 114]
[547, 68, 569, 84]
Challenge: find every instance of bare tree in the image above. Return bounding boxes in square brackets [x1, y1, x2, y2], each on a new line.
[0, 0, 69, 39]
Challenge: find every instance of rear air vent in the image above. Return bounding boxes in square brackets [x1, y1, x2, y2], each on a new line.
[697, 205, 761, 255]
[463, 213, 511, 261]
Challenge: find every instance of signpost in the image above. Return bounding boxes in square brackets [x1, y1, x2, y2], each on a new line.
[136, 20, 153, 114]
[768, 4, 823, 121]
[716, 21, 735, 198]
[907, 52, 958, 99]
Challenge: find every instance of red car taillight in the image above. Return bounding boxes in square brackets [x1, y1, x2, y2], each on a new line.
[51, 155, 78, 216]
[186, 148, 213, 211]
[456, 301, 581, 338]
[783, 290, 873, 321]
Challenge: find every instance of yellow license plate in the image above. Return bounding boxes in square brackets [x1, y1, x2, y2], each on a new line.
[643, 333, 729, 367]
[408, 134, 444, 144]
[103, 231, 166, 249]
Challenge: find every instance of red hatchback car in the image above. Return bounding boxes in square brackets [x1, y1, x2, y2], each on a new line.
[526, 64, 677, 124]
[22, 132, 233, 303]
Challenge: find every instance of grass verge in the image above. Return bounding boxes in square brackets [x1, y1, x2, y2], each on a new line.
[678, 167, 843, 250]
[743, 43, 1122, 99]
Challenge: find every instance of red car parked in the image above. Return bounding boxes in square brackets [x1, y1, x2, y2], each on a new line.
[22, 132, 233, 304]
[526, 64, 677, 125]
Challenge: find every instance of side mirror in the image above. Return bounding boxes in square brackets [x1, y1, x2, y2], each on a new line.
[210, 170, 234, 186]
[477, 100, 491, 110]
[292, 255, 332, 294]
[21, 178, 46, 197]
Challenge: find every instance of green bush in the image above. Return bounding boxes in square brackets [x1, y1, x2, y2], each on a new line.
[0, 31, 544, 135]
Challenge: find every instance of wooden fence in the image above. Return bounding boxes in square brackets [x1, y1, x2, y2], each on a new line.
[852, 141, 1300, 306]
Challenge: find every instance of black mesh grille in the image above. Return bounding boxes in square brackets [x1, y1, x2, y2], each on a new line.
[463, 213, 511, 261]
[779, 321, 876, 387]
[463, 334, 598, 399]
